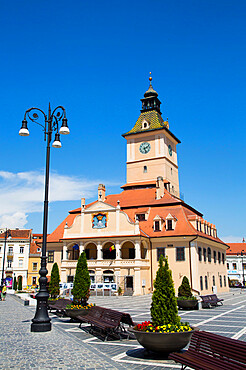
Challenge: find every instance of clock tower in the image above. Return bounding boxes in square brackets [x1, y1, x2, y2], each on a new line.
[122, 74, 181, 198]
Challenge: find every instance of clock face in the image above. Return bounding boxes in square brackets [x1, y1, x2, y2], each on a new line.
[139, 142, 151, 154]
[168, 144, 173, 156]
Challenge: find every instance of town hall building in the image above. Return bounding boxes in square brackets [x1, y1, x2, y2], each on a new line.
[46, 75, 229, 295]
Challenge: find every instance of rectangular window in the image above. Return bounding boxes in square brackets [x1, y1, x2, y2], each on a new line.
[7, 259, 12, 268]
[198, 247, 202, 262]
[176, 247, 185, 261]
[154, 221, 160, 231]
[19, 259, 23, 267]
[200, 276, 203, 291]
[222, 253, 225, 264]
[213, 276, 215, 286]
[20, 246, 24, 254]
[214, 251, 217, 263]
[47, 251, 54, 263]
[167, 219, 173, 230]
[220, 275, 222, 287]
[233, 263, 237, 270]
[196, 220, 199, 230]
[32, 262, 38, 271]
[32, 277, 37, 285]
[243, 263, 246, 270]
[218, 252, 221, 264]
[205, 276, 208, 290]
[227, 263, 229, 269]
[208, 248, 211, 262]
[203, 248, 207, 262]
[157, 248, 165, 261]
[8, 247, 13, 255]
[224, 275, 227, 287]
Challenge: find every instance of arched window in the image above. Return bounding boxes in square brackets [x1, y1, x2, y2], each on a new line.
[143, 166, 147, 173]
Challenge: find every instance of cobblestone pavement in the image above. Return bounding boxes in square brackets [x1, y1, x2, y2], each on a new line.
[0, 296, 126, 369]
[1, 290, 246, 369]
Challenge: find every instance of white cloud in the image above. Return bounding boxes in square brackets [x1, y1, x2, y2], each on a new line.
[0, 170, 103, 228]
[221, 235, 244, 243]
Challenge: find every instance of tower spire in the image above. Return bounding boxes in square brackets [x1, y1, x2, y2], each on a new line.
[141, 72, 162, 113]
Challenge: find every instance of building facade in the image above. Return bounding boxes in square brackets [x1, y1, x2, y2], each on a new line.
[46, 76, 229, 295]
[0, 229, 31, 287]
[27, 234, 42, 287]
[227, 242, 246, 286]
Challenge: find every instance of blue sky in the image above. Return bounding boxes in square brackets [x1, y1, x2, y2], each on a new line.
[0, 0, 245, 242]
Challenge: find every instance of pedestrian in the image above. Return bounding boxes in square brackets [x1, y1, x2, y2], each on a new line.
[1, 284, 7, 301]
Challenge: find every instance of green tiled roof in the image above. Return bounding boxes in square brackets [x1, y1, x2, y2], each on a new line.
[123, 110, 167, 136]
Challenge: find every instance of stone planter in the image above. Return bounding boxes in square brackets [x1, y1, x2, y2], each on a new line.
[177, 299, 198, 310]
[65, 308, 89, 319]
[129, 327, 197, 353]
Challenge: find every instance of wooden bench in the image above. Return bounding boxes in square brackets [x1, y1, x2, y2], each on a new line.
[200, 294, 224, 308]
[77, 306, 135, 340]
[169, 330, 246, 370]
[48, 298, 72, 316]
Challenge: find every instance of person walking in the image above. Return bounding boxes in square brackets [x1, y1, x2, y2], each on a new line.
[1, 284, 7, 301]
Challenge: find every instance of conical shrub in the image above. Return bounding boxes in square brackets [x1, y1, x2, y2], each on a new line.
[178, 276, 192, 298]
[72, 252, 91, 305]
[150, 255, 180, 326]
[48, 262, 60, 298]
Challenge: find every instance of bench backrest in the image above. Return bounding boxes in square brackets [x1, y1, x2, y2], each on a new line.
[189, 330, 246, 367]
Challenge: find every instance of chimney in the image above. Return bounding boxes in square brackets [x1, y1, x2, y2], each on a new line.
[81, 198, 85, 210]
[98, 184, 106, 201]
[156, 176, 164, 200]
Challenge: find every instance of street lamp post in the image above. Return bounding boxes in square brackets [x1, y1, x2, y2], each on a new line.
[19, 103, 69, 332]
[1, 228, 11, 287]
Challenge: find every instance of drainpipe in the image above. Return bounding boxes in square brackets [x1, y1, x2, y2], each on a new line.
[189, 235, 199, 291]
[149, 239, 153, 291]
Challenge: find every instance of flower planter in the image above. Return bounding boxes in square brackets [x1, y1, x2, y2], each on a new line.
[177, 299, 198, 310]
[129, 327, 197, 353]
[65, 308, 89, 319]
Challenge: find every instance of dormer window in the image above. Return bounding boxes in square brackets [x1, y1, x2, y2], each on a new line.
[142, 120, 150, 130]
[167, 219, 173, 230]
[166, 213, 176, 231]
[153, 215, 162, 231]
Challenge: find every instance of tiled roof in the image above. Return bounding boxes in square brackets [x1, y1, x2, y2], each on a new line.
[122, 110, 166, 136]
[0, 229, 31, 240]
[47, 187, 224, 245]
[226, 243, 246, 255]
[47, 214, 78, 243]
[122, 110, 181, 143]
[29, 241, 41, 255]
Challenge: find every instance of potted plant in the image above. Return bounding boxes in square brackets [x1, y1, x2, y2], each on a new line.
[177, 276, 198, 310]
[65, 302, 95, 319]
[130, 256, 196, 353]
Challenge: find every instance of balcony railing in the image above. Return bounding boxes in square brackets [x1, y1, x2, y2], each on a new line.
[61, 258, 150, 269]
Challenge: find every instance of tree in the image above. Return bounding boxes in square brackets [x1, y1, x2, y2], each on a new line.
[71, 252, 91, 305]
[13, 276, 17, 291]
[150, 255, 180, 327]
[178, 276, 193, 298]
[17, 276, 22, 291]
[48, 262, 60, 298]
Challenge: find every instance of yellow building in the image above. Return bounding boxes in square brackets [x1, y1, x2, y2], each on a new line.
[46, 76, 229, 296]
[27, 234, 42, 287]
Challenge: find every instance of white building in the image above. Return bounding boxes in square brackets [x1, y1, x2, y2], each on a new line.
[0, 229, 32, 288]
[227, 242, 246, 286]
